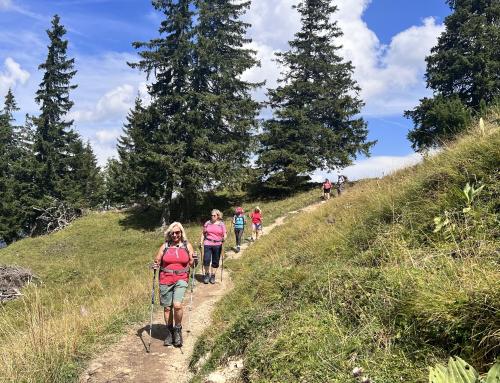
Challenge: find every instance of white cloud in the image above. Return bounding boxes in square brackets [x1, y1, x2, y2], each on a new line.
[313, 152, 423, 181]
[70, 84, 135, 123]
[0, 57, 30, 94]
[0, 0, 44, 20]
[91, 140, 118, 167]
[245, 0, 445, 116]
[0, 0, 12, 10]
[95, 129, 120, 143]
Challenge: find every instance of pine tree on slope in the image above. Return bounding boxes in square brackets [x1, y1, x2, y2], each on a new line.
[0, 89, 19, 242]
[179, 0, 261, 216]
[129, 0, 261, 222]
[258, 0, 373, 190]
[33, 15, 101, 207]
[115, 97, 161, 207]
[405, 0, 500, 151]
[130, 0, 194, 224]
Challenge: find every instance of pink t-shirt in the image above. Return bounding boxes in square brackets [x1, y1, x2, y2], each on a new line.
[159, 244, 190, 285]
[203, 221, 226, 246]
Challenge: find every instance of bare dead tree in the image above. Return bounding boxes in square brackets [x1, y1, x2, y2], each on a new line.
[30, 198, 80, 236]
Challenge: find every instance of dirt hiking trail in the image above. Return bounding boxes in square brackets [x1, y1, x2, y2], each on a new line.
[79, 200, 326, 383]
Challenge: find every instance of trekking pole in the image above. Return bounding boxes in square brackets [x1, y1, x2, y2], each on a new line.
[220, 244, 225, 282]
[147, 266, 157, 353]
[187, 263, 194, 333]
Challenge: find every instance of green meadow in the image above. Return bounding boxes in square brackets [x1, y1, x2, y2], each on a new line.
[0, 184, 319, 383]
[190, 108, 500, 382]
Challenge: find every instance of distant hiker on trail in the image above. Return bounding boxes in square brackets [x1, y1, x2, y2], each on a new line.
[322, 178, 332, 200]
[153, 222, 194, 348]
[250, 207, 263, 241]
[200, 209, 227, 285]
[232, 207, 246, 252]
[337, 174, 347, 196]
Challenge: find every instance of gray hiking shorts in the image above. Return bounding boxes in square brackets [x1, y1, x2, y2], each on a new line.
[159, 280, 188, 307]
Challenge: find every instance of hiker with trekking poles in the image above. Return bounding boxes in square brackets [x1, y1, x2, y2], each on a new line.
[200, 209, 227, 284]
[322, 178, 333, 200]
[250, 206, 263, 241]
[152, 222, 194, 348]
[337, 174, 347, 196]
[232, 206, 246, 252]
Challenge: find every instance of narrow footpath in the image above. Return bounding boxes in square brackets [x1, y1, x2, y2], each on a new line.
[79, 200, 325, 383]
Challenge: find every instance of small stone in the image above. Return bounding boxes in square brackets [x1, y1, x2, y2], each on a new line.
[352, 367, 363, 377]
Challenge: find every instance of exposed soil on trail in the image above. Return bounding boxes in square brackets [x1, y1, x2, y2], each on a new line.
[79, 200, 326, 383]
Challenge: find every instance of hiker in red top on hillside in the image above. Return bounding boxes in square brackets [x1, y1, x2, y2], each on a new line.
[153, 222, 194, 348]
[200, 209, 227, 285]
[249, 206, 263, 241]
[322, 178, 332, 200]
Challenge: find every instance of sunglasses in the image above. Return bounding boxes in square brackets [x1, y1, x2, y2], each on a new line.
[211, 214, 217, 217]
[171, 231, 181, 236]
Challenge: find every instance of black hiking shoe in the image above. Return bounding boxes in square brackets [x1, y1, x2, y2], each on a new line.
[209, 273, 216, 284]
[236, 246, 240, 253]
[173, 325, 183, 347]
[203, 273, 209, 284]
[164, 326, 173, 346]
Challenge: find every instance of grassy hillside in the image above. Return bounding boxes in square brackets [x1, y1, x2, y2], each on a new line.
[0, 187, 319, 383]
[190, 109, 500, 382]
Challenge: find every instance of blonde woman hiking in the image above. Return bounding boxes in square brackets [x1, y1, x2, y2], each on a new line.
[153, 222, 194, 347]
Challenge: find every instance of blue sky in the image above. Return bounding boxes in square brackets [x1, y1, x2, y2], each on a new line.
[0, 0, 451, 179]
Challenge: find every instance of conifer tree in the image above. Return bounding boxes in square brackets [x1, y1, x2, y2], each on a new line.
[0, 89, 19, 242]
[129, 0, 260, 222]
[11, 115, 39, 237]
[130, 0, 194, 223]
[405, 0, 500, 151]
[115, 97, 161, 206]
[178, 0, 261, 216]
[33, 14, 78, 200]
[66, 139, 104, 207]
[258, 0, 372, 189]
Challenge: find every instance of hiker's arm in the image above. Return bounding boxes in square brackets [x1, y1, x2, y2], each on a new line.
[153, 244, 164, 267]
[187, 243, 194, 267]
[200, 224, 205, 245]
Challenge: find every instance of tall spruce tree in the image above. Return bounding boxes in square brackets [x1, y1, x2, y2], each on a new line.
[115, 97, 161, 207]
[0, 89, 19, 242]
[33, 14, 78, 199]
[179, 0, 261, 216]
[405, 0, 500, 151]
[129, 0, 261, 222]
[130, 0, 194, 223]
[11, 115, 39, 238]
[258, 0, 373, 189]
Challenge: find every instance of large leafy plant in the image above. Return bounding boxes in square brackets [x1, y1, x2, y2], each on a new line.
[429, 357, 500, 383]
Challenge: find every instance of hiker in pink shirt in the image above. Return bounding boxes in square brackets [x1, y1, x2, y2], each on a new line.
[200, 209, 226, 284]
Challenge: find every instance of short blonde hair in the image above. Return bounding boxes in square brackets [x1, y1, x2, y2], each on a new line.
[211, 209, 223, 220]
[164, 222, 188, 243]
[254, 206, 261, 213]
